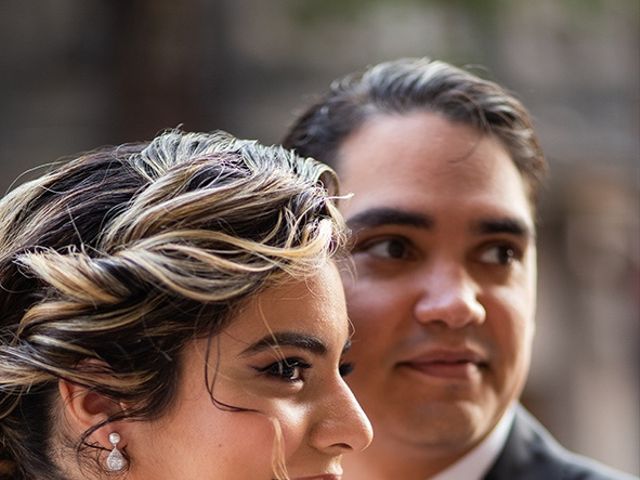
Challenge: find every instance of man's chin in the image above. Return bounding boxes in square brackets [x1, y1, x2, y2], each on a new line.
[384, 399, 495, 450]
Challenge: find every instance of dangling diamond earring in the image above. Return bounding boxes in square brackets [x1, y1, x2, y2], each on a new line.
[106, 432, 127, 472]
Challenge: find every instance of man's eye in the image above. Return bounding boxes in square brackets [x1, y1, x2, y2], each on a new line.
[258, 358, 311, 382]
[339, 362, 355, 377]
[362, 238, 410, 259]
[479, 244, 520, 265]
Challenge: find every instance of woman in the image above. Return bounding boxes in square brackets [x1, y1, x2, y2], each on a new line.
[0, 130, 372, 480]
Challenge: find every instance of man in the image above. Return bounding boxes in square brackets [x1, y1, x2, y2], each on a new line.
[283, 58, 636, 480]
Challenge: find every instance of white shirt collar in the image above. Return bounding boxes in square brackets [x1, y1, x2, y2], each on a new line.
[428, 405, 516, 480]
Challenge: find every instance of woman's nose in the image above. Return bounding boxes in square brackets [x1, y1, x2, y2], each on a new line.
[308, 378, 373, 455]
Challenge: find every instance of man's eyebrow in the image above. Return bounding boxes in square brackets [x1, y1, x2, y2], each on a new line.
[240, 331, 328, 357]
[472, 217, 534, 238]
[346, 207, 433, 231]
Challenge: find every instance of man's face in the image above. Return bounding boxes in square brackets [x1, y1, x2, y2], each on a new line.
[336, 112, 537, 472]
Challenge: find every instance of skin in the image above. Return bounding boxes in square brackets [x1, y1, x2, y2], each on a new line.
[62, 262, 372, 480]
[334, 112, 537, 480]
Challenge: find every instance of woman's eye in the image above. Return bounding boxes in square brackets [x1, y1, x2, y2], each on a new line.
[361, 238, 410, 260]
[479, 244, 520, 266]
[339, 362, 355, 377]
[258, 358, 311, 382]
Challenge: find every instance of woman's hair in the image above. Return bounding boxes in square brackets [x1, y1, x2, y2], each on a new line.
[283, 57, 547, 207]
[0, 130, 345, 480]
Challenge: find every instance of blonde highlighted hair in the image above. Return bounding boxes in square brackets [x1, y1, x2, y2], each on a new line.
[0, 130, 345, 480]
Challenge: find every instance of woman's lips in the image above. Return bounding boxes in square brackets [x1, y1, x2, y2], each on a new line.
[290, 475, 342, 480]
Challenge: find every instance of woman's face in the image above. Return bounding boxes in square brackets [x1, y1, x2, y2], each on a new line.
[121, 262, 372, 480]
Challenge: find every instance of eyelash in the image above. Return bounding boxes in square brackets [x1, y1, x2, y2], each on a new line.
[478, 243, 523, 266]
[356, 236, 413, 260]
[258, 357, 310, 383]
[357, 237, 523, 267]
[257, 358, 355, 383]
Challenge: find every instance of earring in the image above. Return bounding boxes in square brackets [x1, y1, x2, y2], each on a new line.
[106, 432, 127, 472]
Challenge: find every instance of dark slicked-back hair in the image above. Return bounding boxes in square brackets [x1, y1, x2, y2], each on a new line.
[283, 57, 547, 206]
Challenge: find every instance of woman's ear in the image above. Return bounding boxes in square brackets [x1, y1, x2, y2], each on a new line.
[58, 378, 125, 448]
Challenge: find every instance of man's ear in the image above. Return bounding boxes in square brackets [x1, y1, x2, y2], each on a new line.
[58, 378, 125, 448]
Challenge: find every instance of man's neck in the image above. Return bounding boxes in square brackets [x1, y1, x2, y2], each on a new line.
[342, 436, 473, 480]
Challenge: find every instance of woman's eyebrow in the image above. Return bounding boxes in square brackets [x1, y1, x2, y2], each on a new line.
[239, 331, 327, 357]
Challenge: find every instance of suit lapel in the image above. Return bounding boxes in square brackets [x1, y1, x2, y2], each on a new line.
[484, 405, 566, 480]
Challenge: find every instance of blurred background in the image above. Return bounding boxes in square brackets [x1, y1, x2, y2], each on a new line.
[1, 0, 638, 475]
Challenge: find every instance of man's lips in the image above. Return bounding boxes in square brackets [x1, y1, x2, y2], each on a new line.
[397, 349, 488, 380]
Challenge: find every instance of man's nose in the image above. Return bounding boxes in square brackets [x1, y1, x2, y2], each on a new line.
[308, 377, 373, 455]
[413, 261, 486, 329]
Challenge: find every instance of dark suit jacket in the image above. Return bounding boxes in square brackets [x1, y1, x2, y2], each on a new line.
[484, 405, 637, 480]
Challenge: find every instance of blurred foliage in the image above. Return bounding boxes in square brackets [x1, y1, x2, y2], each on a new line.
[287, 0, 618, 24]
[287, 0, 498, 22]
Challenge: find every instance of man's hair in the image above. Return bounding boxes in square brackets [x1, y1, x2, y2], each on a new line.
[0, 130, 344, 480]
[283, 57, 547, 205]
